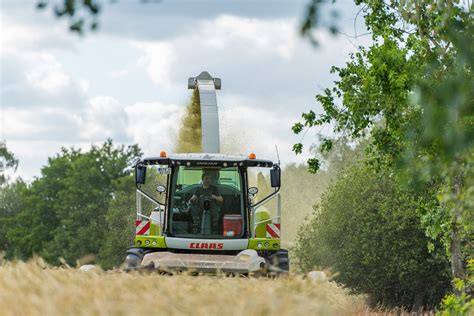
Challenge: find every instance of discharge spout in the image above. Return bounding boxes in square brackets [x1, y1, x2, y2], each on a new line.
[188, 71, 221, 154]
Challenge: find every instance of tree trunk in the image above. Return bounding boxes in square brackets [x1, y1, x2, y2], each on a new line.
[413, 289, 425, 313]
[450, 224, 465, 280]
[451, 174, 466, 292]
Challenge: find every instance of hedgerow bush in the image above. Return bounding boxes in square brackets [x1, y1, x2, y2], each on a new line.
[295, 163, 451, 309]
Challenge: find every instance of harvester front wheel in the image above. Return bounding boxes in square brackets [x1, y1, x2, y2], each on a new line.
[125, 247, 144, 269]
[266, 249, 289, 272]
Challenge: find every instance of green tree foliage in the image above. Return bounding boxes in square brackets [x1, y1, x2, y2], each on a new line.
[295, 163, 451, 309]
[35, 0, 161, 35]
[36, 0, 101, 34]
[0, 181, 27, 258]
[400, 2, 474, 283]
[99, 167, 166, 269]
[99, 175, 135, 269]
[294, 1, 473, 282]
[439, 259, 474, 315]
[4, 140, 141, 264]
[300, 0, 340, 45]
[0, 142, 19, 185]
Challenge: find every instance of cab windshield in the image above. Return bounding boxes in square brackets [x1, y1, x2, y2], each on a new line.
[169, 166, 245, 238]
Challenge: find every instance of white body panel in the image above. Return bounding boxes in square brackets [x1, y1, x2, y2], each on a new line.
[165, 237, 248, 250]
[140, 249, 265, 273]
[150, 210, 164, 225]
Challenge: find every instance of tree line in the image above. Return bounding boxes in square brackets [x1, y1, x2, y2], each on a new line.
[0, 140, 139, 269]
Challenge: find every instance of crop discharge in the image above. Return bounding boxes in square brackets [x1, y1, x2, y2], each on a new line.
[175, 89, 202, 153]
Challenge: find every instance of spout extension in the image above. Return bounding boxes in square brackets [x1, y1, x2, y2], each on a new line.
[187, 71, 221, 153]
[188, 71, 221, 90]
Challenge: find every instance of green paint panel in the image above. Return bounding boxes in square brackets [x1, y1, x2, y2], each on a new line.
[135, 236, 167, 248]
[253, 209, 270, 238]
[248, 238, 280, 250]
[149, 223, 160, 236]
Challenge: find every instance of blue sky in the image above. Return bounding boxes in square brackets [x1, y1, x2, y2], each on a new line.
[1, 0, 370, 180]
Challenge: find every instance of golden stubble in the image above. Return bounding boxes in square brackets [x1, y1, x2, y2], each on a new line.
[0, 259, 365, 316]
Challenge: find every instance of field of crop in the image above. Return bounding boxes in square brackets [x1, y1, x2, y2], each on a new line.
[0, 259, 372, 316]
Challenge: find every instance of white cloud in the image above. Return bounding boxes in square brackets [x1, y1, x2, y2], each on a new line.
[125, 101, 184, 155]
[0, 13, 87, 109]
[132, 15, 299, 98]
[0, 13, 75, 54]
[134, 42, 176, 89]
[110, 69, 129, 78]
[199, 15, 297, 60]
[26, 53, 71, 94]
[132, 14, 369, 111]
[2, 107, 82, 141]
[80, 96, 129, 142]
[1, 50, 88, 109]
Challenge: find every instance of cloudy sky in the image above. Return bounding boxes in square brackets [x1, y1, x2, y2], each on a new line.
[1, 0, 370, 181]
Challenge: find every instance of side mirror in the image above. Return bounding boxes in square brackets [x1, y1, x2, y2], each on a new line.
[156, 185, 166, 194]
[248, 187, 258, 195]
[270, 166, 281, 188]
[136, 165, 147, 184]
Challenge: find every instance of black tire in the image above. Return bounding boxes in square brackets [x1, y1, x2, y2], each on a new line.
[266, 249, 289, 272]
[125, 247, 144, 269]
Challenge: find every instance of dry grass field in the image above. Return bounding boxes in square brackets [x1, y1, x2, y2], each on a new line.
[0, 258, 369, 316]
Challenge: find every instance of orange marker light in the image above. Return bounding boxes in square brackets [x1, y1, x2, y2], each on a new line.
[160, 151, 167, 158]
[248, 153, 256, 160]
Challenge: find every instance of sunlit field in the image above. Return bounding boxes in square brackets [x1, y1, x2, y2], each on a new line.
[0, 259, 368, 316]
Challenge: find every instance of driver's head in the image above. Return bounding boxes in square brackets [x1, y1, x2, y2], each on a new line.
[202, 173, 211, 187]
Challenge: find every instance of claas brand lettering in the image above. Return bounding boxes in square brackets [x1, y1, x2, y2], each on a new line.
[189, 243, 224, 249]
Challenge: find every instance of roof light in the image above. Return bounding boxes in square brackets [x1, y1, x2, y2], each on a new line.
[160, 151, 167, 158]
[248, 153, 256, 160]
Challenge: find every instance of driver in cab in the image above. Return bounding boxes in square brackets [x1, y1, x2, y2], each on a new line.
[188, 172, 223, 234]
[189, 173, 223, 204]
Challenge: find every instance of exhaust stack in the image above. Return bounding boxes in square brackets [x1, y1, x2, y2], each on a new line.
[188, 71, 221, 154]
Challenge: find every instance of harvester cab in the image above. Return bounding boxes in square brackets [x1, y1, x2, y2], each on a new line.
[125, 72, 288, 274]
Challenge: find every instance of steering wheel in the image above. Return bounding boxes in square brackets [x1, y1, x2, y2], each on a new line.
[198, 194, 215, 211]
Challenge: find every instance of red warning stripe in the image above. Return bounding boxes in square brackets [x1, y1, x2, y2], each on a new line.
[136, 220, 150, 235]
[266, 223, 281, 238]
